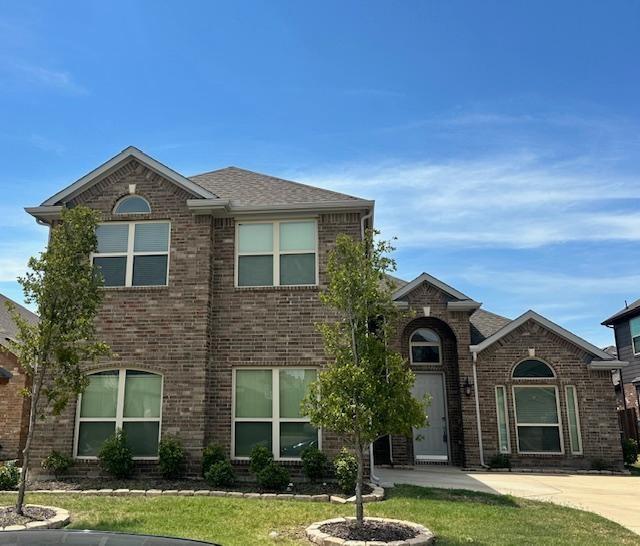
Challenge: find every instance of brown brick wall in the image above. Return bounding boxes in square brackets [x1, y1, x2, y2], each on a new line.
[29, 159, 213, 476]
[476, 319, 623, 470]
[0, 350, 30, 461]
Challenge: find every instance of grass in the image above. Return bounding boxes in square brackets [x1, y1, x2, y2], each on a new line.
[1, 485, 639, 546]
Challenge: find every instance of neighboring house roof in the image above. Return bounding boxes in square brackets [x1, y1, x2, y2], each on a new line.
[470, 309, 624, 369]
[603, 345, 618, 358]
[392, 272, 481, 311]
[189, 167, 367, 208]
[26, 147, 373, 223]
[0, 293, 38, 350]
[602, 297, 640, 326]
[384, 273, 408, 291]
[470, 309, 512, 345]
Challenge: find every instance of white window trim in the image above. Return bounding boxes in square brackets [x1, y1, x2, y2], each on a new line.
[630, 317, 640, 356]
[409, 328, 442, 365]
[231, 367, 320, 461]
[494, 385, 511, 454]
[512, 385, 564, 455]
[511, 358, 556, 380]
[73, 368, 164, 461]
[565, 385, 583, 455]
[235, 220, 319, 288]
[113, 195, 151, 215]
[91, 221, 171, 288]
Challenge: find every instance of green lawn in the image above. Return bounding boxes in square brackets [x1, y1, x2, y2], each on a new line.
[1, 486, 638, 546]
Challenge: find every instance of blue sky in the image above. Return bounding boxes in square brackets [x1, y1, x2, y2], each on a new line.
[1, 1, 639, 347]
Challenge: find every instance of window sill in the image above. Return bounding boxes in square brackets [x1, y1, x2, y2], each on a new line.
[101, 285, 169, 292]
[234, 285, 321, 292]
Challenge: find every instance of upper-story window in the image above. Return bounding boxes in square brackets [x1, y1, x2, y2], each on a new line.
[409, 328, 441, 364]
[93, 221, 170, 287]
[113, 195, 151, 214]
[236, 220, 317, 287]
[630, 317, 640, 355]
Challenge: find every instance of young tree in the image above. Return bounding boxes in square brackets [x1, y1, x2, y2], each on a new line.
[6, 206, 109, 514]
[302, 230, 427, 524]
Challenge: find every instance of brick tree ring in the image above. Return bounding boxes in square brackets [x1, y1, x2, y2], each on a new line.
[305, 516, 435, 545]
[0, 505, 70, 532]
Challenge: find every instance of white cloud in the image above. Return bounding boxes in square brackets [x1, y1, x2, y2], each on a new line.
[293, 153, 640, 248]
[0, 57, 87, 95]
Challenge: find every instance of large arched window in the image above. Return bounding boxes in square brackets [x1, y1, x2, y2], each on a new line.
[512, 359, 555, 378]
[75, 369, 163, 459]
[113, 195, 151, 214]
[410, 328, 441, 364]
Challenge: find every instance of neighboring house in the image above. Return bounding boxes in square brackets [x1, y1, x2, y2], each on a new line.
[24, 146, 625, 475]
[603, 300, 640, 416]
[0, 294, 37, 462]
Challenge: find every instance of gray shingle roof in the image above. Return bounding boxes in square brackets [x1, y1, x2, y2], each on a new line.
[602, 297, 640, 325]
[189, 167, 367, 207]
[0, 293, 38, 349]
[470, 309, 512, 345]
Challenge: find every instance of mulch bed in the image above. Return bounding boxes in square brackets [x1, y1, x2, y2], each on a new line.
[320, 520, 418, 542]
[0, 506, 55, 528]
[29, 478, 371, 496]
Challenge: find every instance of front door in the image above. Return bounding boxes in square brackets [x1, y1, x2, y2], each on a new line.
[412, 372, 448, 461]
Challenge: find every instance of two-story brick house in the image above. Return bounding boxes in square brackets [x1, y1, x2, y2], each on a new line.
[603, 300, 640, 422]
[23, 146, 625, 475]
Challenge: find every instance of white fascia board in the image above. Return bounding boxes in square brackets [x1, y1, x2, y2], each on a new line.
[470, 309, 617, 361]
[41, 146, 216, 206]
[24, 205, 64, 222]
[186, 199, 231, 214]
[392, 272, 474, 302]
[587, 360, 627, 370]
[188, 199, 374, 217]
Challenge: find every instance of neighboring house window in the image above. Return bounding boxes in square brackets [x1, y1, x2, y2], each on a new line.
[495, 386, 510, 453]
[92, 221, 170, 287]
[236, 220, 317, 287]
[631, 317, 640, 355]
[512, 386, 562, 454]
[409, 328, 441, 364]
[565, 385, 583, 454]
[512, 359, 555, 378]
[232, 368, 318, 459]
[113, 195, 151, 214]
[75, 369, 163, 459]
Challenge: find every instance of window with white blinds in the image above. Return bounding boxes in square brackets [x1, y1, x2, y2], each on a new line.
[93, 222, 170, 287]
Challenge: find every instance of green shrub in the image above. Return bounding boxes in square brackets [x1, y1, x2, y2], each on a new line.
[590, 458, 611, 471]
[202, 444, 226, 477]
[204, 460, 236, 487]
[333, 448, 357, 495]
[159, 436, 186, 479]
[249, 445, 273, 475]
[41, 451, 73, 477]
[99, 429, 134, 479]
[0, 462, 19, 490]
[488, 453, 511, 470]
[257, 461, 290, 491]
[622, 438, 639, 466]
[301, 446, 328, 482]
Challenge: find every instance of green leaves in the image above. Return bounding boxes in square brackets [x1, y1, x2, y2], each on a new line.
[302, 229, 427, 448]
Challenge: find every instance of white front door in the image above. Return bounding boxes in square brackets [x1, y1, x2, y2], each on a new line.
[412, 372, 448, 461]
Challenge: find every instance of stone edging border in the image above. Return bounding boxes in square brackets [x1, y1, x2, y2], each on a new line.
[306, 516, 435, 545]
[462, 467, 629, 476]
[6, 483, 384, 504]
[0, 505, 70, 532]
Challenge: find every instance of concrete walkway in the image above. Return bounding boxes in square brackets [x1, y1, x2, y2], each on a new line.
[375, 466, 640, 535]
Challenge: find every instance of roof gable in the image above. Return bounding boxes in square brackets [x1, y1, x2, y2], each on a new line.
[392, 272, 479, 305]
[470, 309, 620, 365]
[40, 146, 216, 207]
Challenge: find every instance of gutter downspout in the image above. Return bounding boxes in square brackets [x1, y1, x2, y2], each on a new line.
[360, 208, 373, 239]
[472, 351, 486, 467]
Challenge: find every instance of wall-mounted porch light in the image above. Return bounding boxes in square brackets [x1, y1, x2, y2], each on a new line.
[462, 376, 474, 397]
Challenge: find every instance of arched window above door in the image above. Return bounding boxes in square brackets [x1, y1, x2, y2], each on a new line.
[113, 195, 151, 214]
[410, 328, 441, 364]
[512, 359, 555, 378]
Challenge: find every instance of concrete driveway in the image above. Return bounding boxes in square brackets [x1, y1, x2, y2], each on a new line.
[375, 466, 640, 535]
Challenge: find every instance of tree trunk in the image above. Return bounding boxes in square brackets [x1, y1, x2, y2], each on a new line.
[15, 371, 42, 515]
[355, 445, 365, 525]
